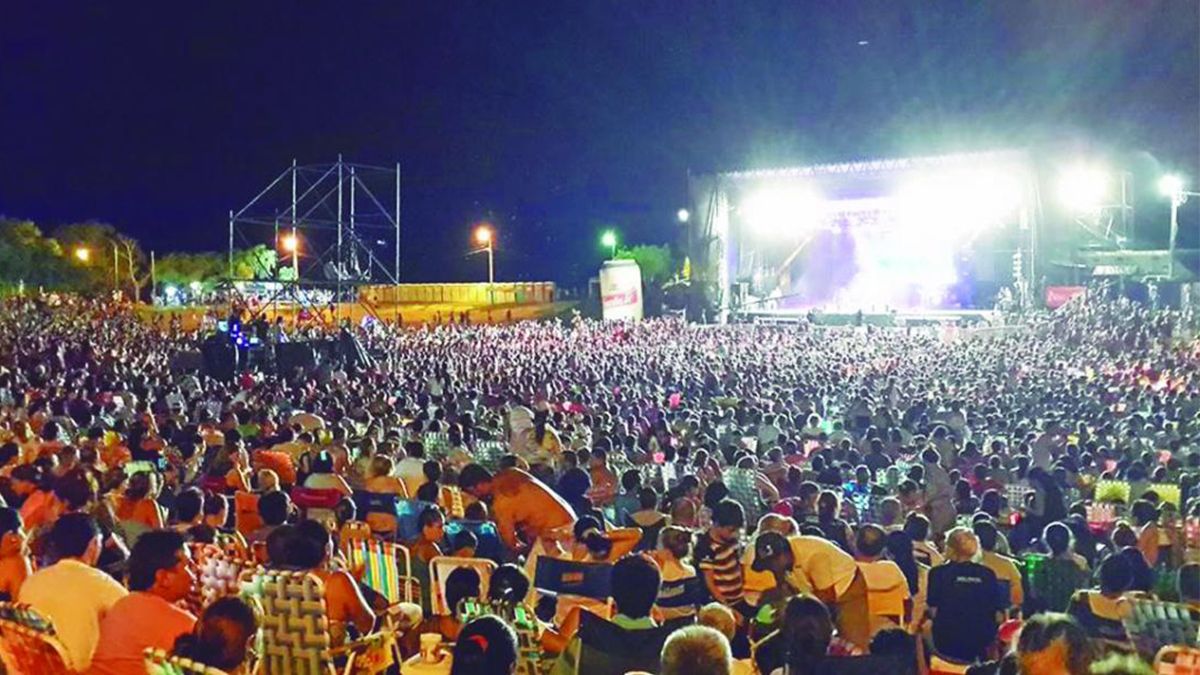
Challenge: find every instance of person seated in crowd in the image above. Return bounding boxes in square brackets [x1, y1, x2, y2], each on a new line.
[19, 513, 128, 671]
[1179, 563, 1200, 611]
[770, 595, 862, 675]
[697, 602, 754, 675]
[661, 625, 733, 675]
[412, 503, 446, 564]
[1014, 613, 1096, 675]
[170, 486, 206, 533]
[903, 512, 943, 567]
[854, 523, 911, 630]
[0, 507, 30, 601]
[1129, 499, 1161, 568]
[89, 530, 198, 675]
[924, 527, 1004, 664]
[450, 615, 519, 675]
[652, 525, 701, 621]
[288, 520, 376, 643]
[172, 596, 260, 675]
[1067, 554, 1136, 643]
[421, 566, 482, 643]
[551, 553, 664, 674]
[975, 519, 1023, 611]
[114, 470, 165, 531]
[696, 499, 748, 611]
[361, 454, 408, 535]
[247, 489, 291, 547]
[1110, 524, 1155, 593]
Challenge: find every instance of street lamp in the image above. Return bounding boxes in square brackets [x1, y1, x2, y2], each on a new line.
[600, 230, 617, 259]
[677, 208, 690, 224]
[74, 247, 90, 263]
[281, 230, 300, 280]
[474, 225, 494, 284]
[1160, 174, 1198, 280]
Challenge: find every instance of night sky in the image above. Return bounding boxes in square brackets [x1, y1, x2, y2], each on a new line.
[1, 2, 1197, 285]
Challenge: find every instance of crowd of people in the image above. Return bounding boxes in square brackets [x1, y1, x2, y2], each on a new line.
[0, 290, 1196, 675]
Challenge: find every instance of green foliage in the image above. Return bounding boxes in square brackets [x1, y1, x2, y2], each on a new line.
[615, 244, 674, 281]
[156, 251, 225, 286]
[0, 219, 78, 288]
[231, 244, 278, 280]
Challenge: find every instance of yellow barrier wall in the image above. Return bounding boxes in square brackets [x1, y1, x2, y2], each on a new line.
[360, 282, 555, 306]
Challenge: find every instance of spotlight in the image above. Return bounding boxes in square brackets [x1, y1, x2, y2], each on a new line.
[1159, 174, 1184, 199]
[1057, 165, 1110, 212]
[676, 208, 690, 223]
[164, 285, 179, 299]
[742, 187, 825, 237]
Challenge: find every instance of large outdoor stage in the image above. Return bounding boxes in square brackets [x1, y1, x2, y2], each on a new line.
[686, 151, 1040, 319]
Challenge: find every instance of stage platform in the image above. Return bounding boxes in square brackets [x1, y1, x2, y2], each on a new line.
[741, 307, 999, 327]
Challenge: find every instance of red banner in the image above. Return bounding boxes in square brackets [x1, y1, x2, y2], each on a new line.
[1044, 285, 1086, 309]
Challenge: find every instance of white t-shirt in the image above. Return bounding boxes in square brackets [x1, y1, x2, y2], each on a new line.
[19, 559, 128, 670]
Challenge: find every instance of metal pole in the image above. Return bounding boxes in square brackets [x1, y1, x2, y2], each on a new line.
[150, 251, 156, 301]
[395, 163, 401, 285]
[112, 241, 119, 292]
[1169, 195, 1179, 281]
[350, 165, 357, 277]
[488, 241, 494, 285]
[337, 154, 344, 317]
[291, 159, 297, 305]
[227, 210, 234, 279]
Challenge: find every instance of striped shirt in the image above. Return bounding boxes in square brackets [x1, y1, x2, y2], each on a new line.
[695, 531, 744, 605]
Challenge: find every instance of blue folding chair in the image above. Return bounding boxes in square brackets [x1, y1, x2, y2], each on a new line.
[533, 557, 613, 603]
[394, 499, 440, 543]
[444, 519, 503, 562]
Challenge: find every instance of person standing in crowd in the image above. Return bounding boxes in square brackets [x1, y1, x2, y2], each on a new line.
[457, 464, 576, 559]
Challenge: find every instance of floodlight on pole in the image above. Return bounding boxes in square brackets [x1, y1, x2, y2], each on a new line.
[280, 230, 300, 279]
[600, 230, 618, 259]
[74, 247, 90, 263]
[474, 224, 494, 284]
[1159, 173, 1198, 281]
[677, 208, 690, 223]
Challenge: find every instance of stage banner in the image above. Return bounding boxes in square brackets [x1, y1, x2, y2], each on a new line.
[1045, 285, 1086, 309]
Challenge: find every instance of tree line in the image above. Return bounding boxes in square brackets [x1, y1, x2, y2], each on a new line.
[0, 218, 277, 297]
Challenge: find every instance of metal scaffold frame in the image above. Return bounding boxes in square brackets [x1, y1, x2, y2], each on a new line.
[227, 156, 401, 297]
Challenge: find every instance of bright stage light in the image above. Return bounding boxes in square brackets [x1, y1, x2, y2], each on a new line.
[164, 285, 178, 298]
[1057, 165, 1110, 212]
[1159, 174, 1184, 198]
[895, 169, 1021, 236]
[676, 208, 690, 223]
[742, 187, 825, 237]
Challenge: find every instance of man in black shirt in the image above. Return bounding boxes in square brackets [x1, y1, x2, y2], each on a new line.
[925, 527, 1004, 663]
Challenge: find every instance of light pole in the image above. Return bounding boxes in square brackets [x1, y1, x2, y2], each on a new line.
[600, 230, 617, 260]
[1160, 174, 1197, 280]
[474, 225, 494, 284]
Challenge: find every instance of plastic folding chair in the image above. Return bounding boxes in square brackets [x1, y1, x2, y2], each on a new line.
[429, 556, 496, 615]
[1123, 598, 1200, 661]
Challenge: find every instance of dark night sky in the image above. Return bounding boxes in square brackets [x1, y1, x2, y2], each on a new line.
[1, 1, 1197, 285]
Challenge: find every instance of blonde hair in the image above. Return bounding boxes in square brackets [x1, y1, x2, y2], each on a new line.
[369, 455, 394, 479]
[697, 603, 736, 639]
[257, 469, 279, 492]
